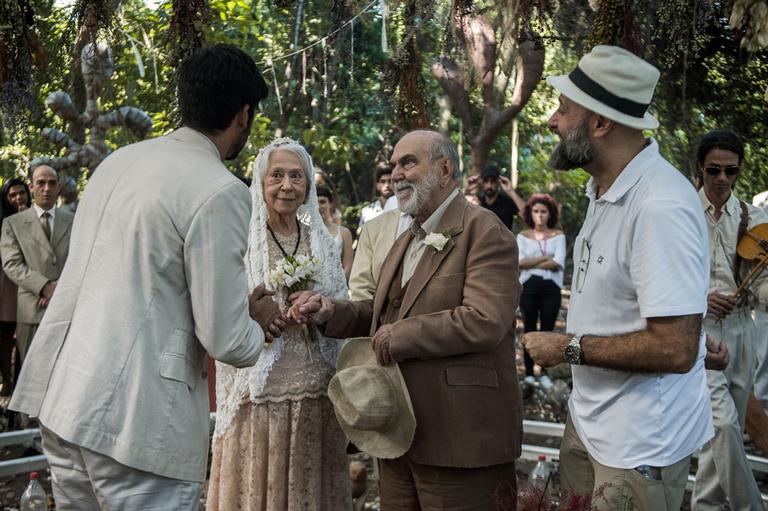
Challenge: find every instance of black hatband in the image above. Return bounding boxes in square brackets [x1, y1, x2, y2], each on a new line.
[568, 66, 649, 119]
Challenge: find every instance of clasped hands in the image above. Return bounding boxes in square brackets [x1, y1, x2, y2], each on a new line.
[284, 291, 394, 366]
[247, 286, 336, 343]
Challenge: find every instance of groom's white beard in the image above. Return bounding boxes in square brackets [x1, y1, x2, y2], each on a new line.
[396, 170, 439, 217]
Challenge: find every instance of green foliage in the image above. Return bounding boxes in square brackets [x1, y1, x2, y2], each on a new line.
[1, 0, 767, 247]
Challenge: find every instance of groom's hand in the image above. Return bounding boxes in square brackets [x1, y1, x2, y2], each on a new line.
[249, 284, 281, 341]
[372, 324, 393, 366]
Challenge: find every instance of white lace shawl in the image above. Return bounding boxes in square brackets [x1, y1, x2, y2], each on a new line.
[213, 138, 349, 439]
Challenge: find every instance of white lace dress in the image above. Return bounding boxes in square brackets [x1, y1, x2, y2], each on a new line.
[208, 224, 351, 511]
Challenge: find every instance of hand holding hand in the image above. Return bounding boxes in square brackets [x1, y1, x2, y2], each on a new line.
[288, 291, 335, 325]
[249, 284, 281, 339]
[705, 334, 729, 371]
[707, 292, 735, 319]
[372, 324, 394, 366]
[522, 331, 571, 367]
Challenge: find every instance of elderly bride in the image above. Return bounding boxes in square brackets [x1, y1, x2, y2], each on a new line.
[208, 138, 350, 510]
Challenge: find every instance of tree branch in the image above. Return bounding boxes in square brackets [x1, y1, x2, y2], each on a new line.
[431, 56, 476, 139]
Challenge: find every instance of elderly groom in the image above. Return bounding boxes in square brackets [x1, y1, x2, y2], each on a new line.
[295, 129, 523, 510]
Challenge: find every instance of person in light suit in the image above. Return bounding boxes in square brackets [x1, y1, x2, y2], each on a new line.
[1, 165, 73, 363]
[10, 44, 281, 509]
[348, 207, 409, 300]
[293, 130, 523, 510]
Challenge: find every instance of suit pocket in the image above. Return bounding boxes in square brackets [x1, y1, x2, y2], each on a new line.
[431, 272, 465, 288]
[445, 365, 499, 388]
[160, 352, 194, 390]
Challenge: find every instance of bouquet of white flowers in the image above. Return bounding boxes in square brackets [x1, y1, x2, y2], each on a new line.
[267, 254, 319, 294]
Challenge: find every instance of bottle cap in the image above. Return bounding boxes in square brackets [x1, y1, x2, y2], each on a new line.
[538, 454, 546, 461]
[29, 472, 39, 480]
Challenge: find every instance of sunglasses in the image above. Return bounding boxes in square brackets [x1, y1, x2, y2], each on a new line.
[703, 165, 740, 176]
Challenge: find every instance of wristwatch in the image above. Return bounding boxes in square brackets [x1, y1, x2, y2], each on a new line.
[564, 335, 584, 365]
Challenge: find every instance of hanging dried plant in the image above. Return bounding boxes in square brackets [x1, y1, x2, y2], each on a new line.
[0, 0, 45, 135]
[165, 0, 210, 70]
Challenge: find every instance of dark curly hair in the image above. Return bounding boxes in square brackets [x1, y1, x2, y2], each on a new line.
[522, 194, 559, 229]
[177, 44, 269, 134]
[696, 129, 744, 166]
[0, 177, 31, 228]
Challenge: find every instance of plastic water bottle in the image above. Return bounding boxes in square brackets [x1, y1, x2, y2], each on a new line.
[20, 472, 47, 511]
[528, 455, 556, 510]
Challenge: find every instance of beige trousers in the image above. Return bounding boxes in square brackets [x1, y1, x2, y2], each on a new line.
[560, 418, 690, 511]
[691, 311, 766, 510]
[41, 425, 202, 511]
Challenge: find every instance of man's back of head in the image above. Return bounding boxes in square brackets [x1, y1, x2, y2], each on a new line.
[177, 44, 269, 136]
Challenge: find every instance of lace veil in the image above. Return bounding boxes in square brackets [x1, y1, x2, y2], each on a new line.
[213, 137, 349, 439]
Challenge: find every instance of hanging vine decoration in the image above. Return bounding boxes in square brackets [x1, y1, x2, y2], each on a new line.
[30, 42, 152, 175]
[382, 0, 436, 130]
[0, 0, 46, 135]
[165, 0, 210, 71]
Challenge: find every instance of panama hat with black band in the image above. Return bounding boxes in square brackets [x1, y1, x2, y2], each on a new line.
[547, 45, 661, 131]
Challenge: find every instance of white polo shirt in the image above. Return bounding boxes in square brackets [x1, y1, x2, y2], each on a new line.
[566, 139, 713, 469]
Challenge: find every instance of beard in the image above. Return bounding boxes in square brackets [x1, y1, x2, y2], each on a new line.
[225, 124, 251, 161]
[396, 169, 440, 216]
[547, 118, 595, 170]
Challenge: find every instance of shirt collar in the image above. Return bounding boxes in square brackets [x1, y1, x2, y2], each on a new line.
[585, 138, 658, 203]
[421, 188, 460, 234]
[33, 203, 56, 219]
[698, 187, 739, 217]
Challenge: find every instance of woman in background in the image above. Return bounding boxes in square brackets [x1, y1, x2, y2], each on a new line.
[0, 178, 31, 396]
[317, 185, 353, 280]
[517, 194, 566, 380]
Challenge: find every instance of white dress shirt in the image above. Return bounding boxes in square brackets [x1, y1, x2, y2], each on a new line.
[402, 189, 459, 286]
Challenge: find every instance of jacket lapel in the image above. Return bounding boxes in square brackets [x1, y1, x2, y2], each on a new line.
[371, 228, 414, 332]
[51, 210, 72, 249]
[398, 195, 467, 319]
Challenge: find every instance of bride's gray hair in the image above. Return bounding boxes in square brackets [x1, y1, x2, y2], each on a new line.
[252, 137, 314, 185]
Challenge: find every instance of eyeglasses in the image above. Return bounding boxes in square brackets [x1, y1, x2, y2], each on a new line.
[703, 165, 739, 176]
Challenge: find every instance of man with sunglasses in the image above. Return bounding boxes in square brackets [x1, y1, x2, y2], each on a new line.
[692, 128, 768, 510]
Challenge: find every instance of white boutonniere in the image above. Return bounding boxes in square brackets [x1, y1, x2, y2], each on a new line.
[423, 230, 453, 251]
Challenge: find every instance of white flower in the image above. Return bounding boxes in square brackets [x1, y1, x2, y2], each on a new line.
[423, 232, 450, 251]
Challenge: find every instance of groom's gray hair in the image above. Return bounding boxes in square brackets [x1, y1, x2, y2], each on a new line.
[411, 130, 460, 181]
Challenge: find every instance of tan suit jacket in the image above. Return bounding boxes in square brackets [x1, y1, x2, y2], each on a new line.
[10, 128, 265, 482]
[326, 194, 523, 468]
[349, 209, 401, 300]
[1, 206, 73, 324]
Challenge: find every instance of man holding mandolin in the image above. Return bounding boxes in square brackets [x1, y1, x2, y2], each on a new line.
[691, 128, 768, 511]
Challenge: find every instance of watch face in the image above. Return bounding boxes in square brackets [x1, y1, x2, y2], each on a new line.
[565, 344, 581, 364]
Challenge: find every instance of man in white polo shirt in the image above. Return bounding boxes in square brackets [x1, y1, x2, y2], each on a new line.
[523, 46, 713, 510]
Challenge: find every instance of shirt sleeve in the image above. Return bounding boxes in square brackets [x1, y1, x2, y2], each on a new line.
[183, 181, 265, 367]
[629, 198, 708, 318]
[552, 234, 566, 269]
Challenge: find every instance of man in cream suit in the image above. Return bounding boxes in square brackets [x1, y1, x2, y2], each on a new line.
[10, 45, 279, 509]
[1, 165, 73, 362]
[296, 130, 523, 510]
[349, 207, 410, 300]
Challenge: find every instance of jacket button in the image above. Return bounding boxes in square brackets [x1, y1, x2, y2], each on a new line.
[392, 299, 401, 308]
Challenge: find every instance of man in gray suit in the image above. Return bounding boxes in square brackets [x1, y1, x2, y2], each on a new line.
[10, 45, 278, 509]
[1, 165, 73, 362]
